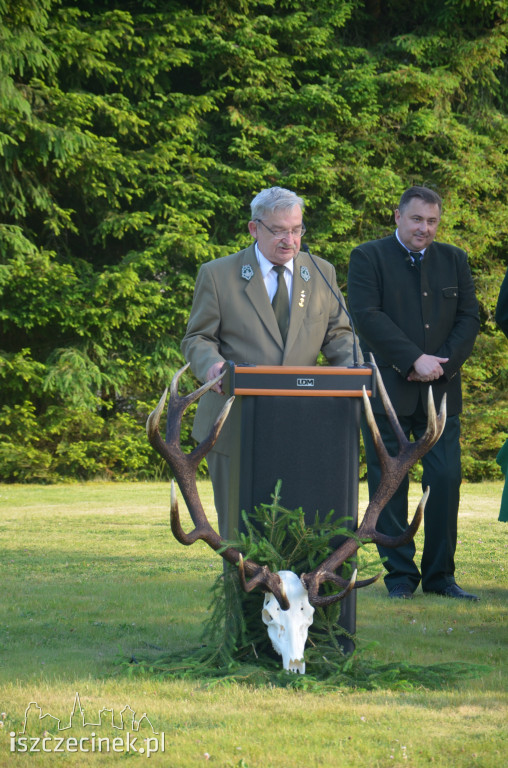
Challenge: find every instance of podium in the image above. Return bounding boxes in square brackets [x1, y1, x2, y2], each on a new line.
[222, 363, 375, 653]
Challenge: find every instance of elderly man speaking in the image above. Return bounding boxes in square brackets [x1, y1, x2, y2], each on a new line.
[181, 186, 358, 536]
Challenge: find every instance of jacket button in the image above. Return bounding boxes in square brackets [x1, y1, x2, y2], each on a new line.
[423, 291, 428, 297]
[425, 323, 430, 329]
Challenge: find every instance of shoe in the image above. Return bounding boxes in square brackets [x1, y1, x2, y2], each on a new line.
[427, 584, 480, 601]
[388, 584, 413, 599]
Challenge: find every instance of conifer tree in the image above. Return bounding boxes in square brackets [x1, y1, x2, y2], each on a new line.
[0, 0, 506, 480]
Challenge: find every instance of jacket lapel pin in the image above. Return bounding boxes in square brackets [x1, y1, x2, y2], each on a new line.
[241, 264, 254, 281]
[299, 290, 306, 308]
[300, 265, 311, 282]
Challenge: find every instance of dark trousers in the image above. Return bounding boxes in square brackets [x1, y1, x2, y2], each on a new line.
[361, 399, 461, 593]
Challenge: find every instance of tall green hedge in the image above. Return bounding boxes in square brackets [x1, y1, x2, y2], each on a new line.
[0, 0, 507, 481]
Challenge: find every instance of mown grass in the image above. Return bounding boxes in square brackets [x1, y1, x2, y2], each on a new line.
[0, 480, 506, 767]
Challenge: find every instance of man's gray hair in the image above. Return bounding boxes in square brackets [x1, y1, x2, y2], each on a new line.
[250, 187, 304, 220]
[398, 185, 442, 214]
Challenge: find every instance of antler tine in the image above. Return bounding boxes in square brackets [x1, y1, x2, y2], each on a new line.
[169, 478, 245, 560]
[365, 363, 446, 484]
[304, 568, 358, 607]
[423, 383, 447, 446]
[370, 357, 407, 450]
[302, 364, 447, 607]
[373, 485, 428, 549]
[238, 554, 290, 610]
[147, 367, 288, 610]
[163, 363, 234, 466]
[169, 362, 223, 410]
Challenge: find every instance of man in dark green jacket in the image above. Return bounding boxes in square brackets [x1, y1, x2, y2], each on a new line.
[495, 267, 508, 523]
[347, 186, 480, 600]
[495, 267, 508, 337]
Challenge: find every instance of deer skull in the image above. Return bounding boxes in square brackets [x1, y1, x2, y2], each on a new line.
[261, 570, 315, 674]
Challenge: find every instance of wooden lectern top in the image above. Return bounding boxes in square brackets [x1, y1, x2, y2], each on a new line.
[222, 362, 375, 398]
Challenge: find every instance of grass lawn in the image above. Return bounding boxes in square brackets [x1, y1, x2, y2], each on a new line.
[0, 480, 506, 767]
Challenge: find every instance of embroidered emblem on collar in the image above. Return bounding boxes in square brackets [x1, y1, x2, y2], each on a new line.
[300, 265, 311, 282]
[241, 264, 254, 281]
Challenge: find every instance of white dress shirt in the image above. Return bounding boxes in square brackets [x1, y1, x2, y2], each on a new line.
[395, 229, 426, 260]
[255, 242, 294, 304]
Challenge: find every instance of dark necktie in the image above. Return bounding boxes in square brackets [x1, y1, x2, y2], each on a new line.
[272, 265, 289, 343]
[409, 251, 423, 267]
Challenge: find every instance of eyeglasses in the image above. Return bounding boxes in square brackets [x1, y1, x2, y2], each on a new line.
[255, 219, 306, 240]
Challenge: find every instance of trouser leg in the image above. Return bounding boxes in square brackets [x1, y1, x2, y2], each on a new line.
[205, 450, 230, 538]
[418, 415, 461, 592]
[361, 412, 421, 592]
[206, 451, 257, 642]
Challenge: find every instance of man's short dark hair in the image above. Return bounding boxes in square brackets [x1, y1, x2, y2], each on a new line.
[398, 186, 442, 214]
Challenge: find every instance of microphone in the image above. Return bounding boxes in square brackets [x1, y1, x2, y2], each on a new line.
[301, 242, 361, 368]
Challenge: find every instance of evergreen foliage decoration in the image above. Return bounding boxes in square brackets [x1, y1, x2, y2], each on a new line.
[0, 0, 507, 481]
[123, 487, 490, 690]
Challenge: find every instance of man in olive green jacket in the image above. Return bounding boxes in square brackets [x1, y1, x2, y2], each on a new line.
[348, 186, 480, 600]
[182, 187, 358, 536]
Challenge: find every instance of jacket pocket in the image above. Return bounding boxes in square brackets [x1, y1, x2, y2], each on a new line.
[442, 286, 458, 298]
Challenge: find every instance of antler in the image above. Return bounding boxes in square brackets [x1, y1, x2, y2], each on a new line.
[146, 363, 290, 610]
[301, 363, 447, 606]
[148, 362, 446, 612]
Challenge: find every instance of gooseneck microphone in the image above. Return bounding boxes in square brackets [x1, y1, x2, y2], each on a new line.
[301, 242, 361, 368]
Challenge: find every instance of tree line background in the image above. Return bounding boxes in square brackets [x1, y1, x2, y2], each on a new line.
[1, 0, 507, 483]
